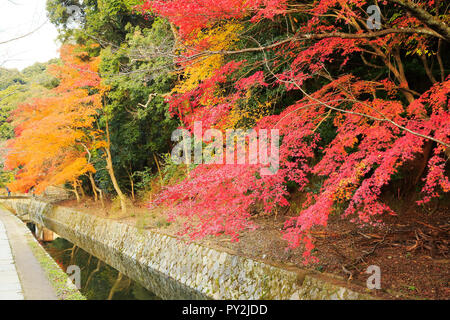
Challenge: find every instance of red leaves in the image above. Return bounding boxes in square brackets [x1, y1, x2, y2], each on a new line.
[139, 0, 289, 38]
[419, 150, 450, 204]
[414, 78, 450, 204]
[235, 71, 268, 91]
[140, 0, 450, 262]
[167, 60, 244, 129]
[154, 73, 449, 262]
[151, 164, 258, 241]
[139, 0, 246, 38]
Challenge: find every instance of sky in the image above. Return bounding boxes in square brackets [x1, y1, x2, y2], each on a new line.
[0, 0, 60, 71]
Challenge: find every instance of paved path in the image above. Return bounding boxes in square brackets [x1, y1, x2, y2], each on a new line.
[0, 220, 24, 300]
[0, 207, 58, 300]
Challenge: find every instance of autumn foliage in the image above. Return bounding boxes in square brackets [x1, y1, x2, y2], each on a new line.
[140, 0, 450, 261]
[5, 45, 106, 194]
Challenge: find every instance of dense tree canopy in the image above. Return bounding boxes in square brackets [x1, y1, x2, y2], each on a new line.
[0, 61, 59, 188]
[5, 45, 104, 194]
[138, 0, 450, 260]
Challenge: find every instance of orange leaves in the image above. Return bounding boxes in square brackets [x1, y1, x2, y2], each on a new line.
[5, 44, 106, 193]
[49, 45, 103, 95]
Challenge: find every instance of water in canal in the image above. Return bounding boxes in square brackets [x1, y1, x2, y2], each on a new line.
[42, 237, 161, 300]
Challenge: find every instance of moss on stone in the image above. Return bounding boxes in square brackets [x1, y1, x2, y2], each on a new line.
[28, 240, 86, 300]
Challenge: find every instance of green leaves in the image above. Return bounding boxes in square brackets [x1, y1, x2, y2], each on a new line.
[0, 62, 59, 141]
[93, 18, 177, 193]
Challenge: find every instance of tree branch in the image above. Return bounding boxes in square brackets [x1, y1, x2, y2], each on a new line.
[387, 0, 450, 42]
[0, 21, 47, 45]
[254, 38, 450, 149]
[186, 28, 444, 61]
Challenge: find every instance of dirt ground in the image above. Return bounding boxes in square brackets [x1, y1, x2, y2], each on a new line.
[56, 195, 449, 300]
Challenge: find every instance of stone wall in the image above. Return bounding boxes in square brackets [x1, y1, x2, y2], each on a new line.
[0, 198, 376, 300]
[42, 186, 71, 202]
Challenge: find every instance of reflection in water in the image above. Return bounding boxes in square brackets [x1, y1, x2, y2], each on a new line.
[43, 238, 161, 300]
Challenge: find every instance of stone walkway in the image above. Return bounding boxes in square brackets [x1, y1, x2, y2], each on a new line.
[0, 207, 58, 300]
[0, 220, 24, 300]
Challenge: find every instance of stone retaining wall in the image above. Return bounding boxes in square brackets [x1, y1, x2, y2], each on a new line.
[0, 198, 375, 300]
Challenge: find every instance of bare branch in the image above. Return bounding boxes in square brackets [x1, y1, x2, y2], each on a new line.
[0, 21, 47, 45]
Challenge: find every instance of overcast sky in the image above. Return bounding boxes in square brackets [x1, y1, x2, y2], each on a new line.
[0, 0, 60, 71]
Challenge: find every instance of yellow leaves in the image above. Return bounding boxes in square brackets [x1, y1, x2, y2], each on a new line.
[226, 100, 272, 129]
[93, 140, 108, 149]
[332, 161, 366, 203]
[333, 178, 356, 203]
[406, 47, 431, 57]
[174, 21, 243, 94]
[99, 82, 111, 96]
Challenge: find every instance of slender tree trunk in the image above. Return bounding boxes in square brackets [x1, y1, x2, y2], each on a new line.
[414, 141, 435, 185]
[72, 181, 80, 203]
[126, 167, 135, 202]
[420, 54, 437, 84]
[393, 47, 415, 104]
[79, 183, 86, 199]
[85, 260, 102, 289]
[437, 39, 445, 82]
[98, 188, 105, 210]
[435, 0, 446, 83]
[153, 153, 164, 188]
[86, 254, 93, 269]
[88, 172, 105, 209]
[104, 119, 127, 214]
[69, 245, 78, 266]
[107, 272, 124, 300]
[88, 173, 98, 202]
[169, 21, 180, 52]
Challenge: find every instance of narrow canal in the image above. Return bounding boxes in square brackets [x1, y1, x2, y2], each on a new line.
[40, 236, 161, 300]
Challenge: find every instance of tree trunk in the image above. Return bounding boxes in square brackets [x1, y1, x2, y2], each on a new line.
[153, 153, 164, 188]
[86, 254, 93, 269]
[414, 141, 435, 185]
[107, 272, 124, 300]
[126, 167, 135, 202]
[104, 119, 127, 214]
[69, 245, 78, 266]
[88, 173, 98, 202]
[88, 172, 105, 209]
[72, 181, 80, 203]
[85, 260, 102, 289]
[393, 47, 415, 104]
[79, 183, 86, 199]
[169, 21, 180, 52]
[98, 188, 105, 210]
